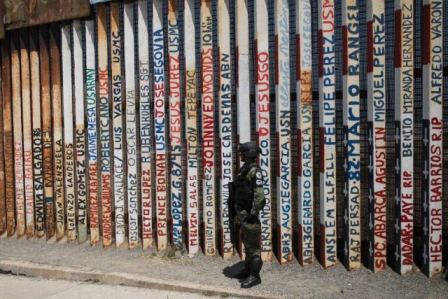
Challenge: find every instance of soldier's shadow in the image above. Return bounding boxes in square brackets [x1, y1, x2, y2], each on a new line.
[222, 262, 246, 279]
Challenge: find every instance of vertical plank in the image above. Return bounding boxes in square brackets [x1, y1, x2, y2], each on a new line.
[97, 4, 113, 248]
[168, 0, 183, 249]
[275, 0, 292, 264]
[393, 0, 414, 275]
[153, 0, 168, 251]
[73, 20, 88, 243]
[137, 0, 153, 250]
[342, 0, 361, 270]
[110, 3, 126, 248]
[30, 29, 45, 238]
[255, 0, 272, 262]
[40, 27, 55, 240]
[50, 25, 66, 242]
[318, 0, 337, 269]
[20, 30, 35, 238]
[366, 0, 387, 272]
[217, 0, 233, 259]
[124, 2, 139, 249]
[85, 19, 100, 245]
[10, 32, 26, 238]
[296, 0, 313, 266]
[61, 25, 76, 242]
[2, 39, 15, 237]
[421, 0, 443, 278]
[0, 40, 5, 237]
[200, 0, 216, 256]
[185, 0, 200, 256]
[236, 0, 251, 149]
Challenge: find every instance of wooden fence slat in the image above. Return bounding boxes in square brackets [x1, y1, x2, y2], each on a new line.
[168, 0, 183, 250]
[61, 24, 76, 242]
[30, 29, 45, 238]
[393, 0, 414, 275]
[137, 0, 153, 250]
[40, 27, 55, 241]
[255, 0, 272, 263]
[97, 4, 113, 248]
[110, 3, 125, 248]
[20, 30, 35, 238]
[421, 0, 443, 278]
[342, 0, 361, 270]
[217, 0, 233, 259]
[72, 20, 88, 243]
[296, 0, 314, 266]
[50, 25, 65, 242]
[11, 32, 26, 238]
[1, 38, 15, 237]
[200, 0, 216, 256]
[85, 19, 99, 245]
[124, 2, 139, 249]
[275, 0, 292, 265]
[366, 0, 387, 272]
[153, 0, 168, 251]
[318, 0, 337, 269]
[184, 0, 199, 257]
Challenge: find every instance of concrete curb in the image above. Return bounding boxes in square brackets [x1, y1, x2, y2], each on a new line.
[0, 259, 281, 299]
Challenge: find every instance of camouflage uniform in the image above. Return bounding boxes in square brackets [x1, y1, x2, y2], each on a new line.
[234, 161, 265, 260]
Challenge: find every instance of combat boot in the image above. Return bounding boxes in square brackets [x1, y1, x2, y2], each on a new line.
[241, 256, 262, 288]
[234, 260, 250, 279]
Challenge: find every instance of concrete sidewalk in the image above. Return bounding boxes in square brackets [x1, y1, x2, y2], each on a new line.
[0, 238, 446, 298]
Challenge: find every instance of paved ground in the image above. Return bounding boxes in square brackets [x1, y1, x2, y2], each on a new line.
[0, 238, 447, 298]
[0, 274, 219, 299]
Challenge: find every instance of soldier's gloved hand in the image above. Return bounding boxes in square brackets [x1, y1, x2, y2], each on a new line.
[250, 208, 257, 217]
[239, 210, 248, 222]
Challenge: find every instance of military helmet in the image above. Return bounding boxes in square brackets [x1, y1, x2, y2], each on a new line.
[239, 141, 260, 158]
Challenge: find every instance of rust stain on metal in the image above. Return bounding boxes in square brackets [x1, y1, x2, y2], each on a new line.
[4, 0, 91, 31]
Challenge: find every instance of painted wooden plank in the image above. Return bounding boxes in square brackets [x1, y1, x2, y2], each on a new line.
[61, 25, 76, 242]
[421, 0, 443, 278]
[10, 32, 26, 238]
[236, 0, 251, 159]
[30, 29, 45, 238]
[393, 0, 414, 275]
[255, 0, 272, 262]
[168, 0, 183, 249]
[110, 3, 126, 248]
[40, 27, 55, 240]
[235, 0, 249, 260]
[20, 30, 35, 238]
[50, 25, 66, 242]
[97, 4, 113, 248]
[217, 0, 233, 259]
[201, 0, 216, 256]
[124, 2, 139, 249]
[296, 0, 313, 266]
[318, 0, 337, 269]
[85, 19, 99, 245]
[274, 0, 292, 265]
[72, 20, 88, 243]
[137, 0, 153, 250]
[0, 41, 5, 237]
[1, 39, 16, 237]
[366, 0, 387, 272]
[184, 0, 200, 256]
[341, 0, 361, 270]
[153, 0, 168, 251]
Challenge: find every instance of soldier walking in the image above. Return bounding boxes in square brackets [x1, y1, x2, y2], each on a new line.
[231, 141, 266, 288]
